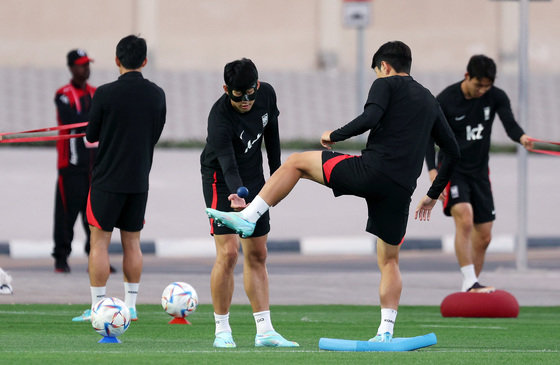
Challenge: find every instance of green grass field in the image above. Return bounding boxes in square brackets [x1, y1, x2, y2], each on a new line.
[1, 304, 558, 364]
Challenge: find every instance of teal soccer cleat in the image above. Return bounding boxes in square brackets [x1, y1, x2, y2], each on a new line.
[213, 332, 236, 348]
[129, 307, 138, 321]
[369, 332, 393, 343]
[205, 208, 256, 238]
[255, 331, 299, 347]
[71, 309, 92, 322]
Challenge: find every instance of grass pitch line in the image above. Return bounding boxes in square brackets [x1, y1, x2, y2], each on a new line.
[319, 332, 437, 352]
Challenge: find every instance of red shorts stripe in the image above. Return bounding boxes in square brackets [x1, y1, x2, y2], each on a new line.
[442, 181, 451, 212]
[209, 171, 218, 235]
[86, 189, 102, 230]
[323, 154, 355, 183]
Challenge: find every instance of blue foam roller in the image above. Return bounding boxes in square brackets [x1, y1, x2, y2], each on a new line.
[318, 332, 437, 352]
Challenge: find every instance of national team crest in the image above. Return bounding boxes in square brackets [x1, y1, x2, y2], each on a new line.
[262, 113, 268, 127]
[484, 106, 490, 121]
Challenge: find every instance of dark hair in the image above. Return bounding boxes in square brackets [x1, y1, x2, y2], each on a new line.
[224, 58, 258, 90]
[466, 55, 496, 82]
[371, 41, 412, 74]
[116, 35, 147, 69]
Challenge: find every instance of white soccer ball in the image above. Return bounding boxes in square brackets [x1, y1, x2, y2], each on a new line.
[91, 297, 131, 338]
[161, 282, 198, 318]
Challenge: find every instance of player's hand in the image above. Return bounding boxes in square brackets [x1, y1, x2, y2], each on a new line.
[520, 134, 534, 150]
[414, 195, 437, 221]
[228, 194, 247, 211]
[320, 130, 335, 149]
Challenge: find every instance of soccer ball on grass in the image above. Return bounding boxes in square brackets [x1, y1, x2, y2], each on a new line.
[161, 282, 198, 323]
[91, 297, 131, 339]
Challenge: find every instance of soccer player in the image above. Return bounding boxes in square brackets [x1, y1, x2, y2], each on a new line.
[71, 35, 166, 322]
[207, 41, 460, 342]
[425, 55, 533, 293]
[200, 58, 298, 348]
[52, 49, 115, 274]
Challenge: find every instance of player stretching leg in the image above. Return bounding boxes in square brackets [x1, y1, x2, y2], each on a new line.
[208, 41, 460, 342]
[425, 55, 534, 293]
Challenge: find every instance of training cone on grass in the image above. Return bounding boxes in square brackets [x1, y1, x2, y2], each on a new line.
[168, 317, 191, 325]
[319, 333, 437, 352]
[98, 336, 121, 344]
[440, 290, 519, 318]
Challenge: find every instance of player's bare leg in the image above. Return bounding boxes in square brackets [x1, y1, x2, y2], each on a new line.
[376, 238, 402, 310]
[88, 226, 112, 287]
[258, 151, 325, 207]
[471, 221, 493, 276]
[451, 204, 494, 292]
[121, 230, 142, 320]
[121, 230, 142, 283]
[240, 235, 269, 312]
[370, 238, 401, 343]
[450, 203, 475, 268]
[211, 234, 239, 315]
[210, 233, 239, 347]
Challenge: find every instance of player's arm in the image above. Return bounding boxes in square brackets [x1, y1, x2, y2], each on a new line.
[152, 89, 167, 145]
[416, 110, 460, 220]
[426, 108, 460, 200]
[85, 88, 103, 143]
[209, 117, 247, 209]
[263, 110, 281, 175]
[496, 90, 533, 150]
[425, 137, 438, 182]
[329, 79, 387, 143]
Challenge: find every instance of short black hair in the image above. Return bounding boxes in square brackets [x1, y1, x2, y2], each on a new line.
[371, 41, 412, 74]
[224, 58, 258, 91]
[116, 35, 147, 70]
[466, 55, 497, 82]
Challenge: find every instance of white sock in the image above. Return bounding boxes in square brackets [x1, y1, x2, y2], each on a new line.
[377, 308, 398, 335]
[124, 282, 139, 309]
[214, 312, 232, 335]
[254, 310, 274, 334]
[460, 264, 478, 292]
[241, 195, 270, 223]
[90, 286, 106, 308]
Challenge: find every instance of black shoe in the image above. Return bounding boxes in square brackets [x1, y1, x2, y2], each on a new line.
[467, 282, 495, 293]
[55, 259, 70, 273]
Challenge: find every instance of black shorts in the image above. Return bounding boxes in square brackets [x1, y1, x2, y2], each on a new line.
[322, 151, 411, 245]
[442, 170, 495, 224]
[201, 171, 270, 237]
[87, 188, 148, 232]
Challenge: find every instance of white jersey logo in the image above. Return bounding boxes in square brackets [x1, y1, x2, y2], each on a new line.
[466, 123, 484, 141]
[454, 115, 466, 121]
[484, 106, 491, 121]
[262, 113, 268, 127]
[240, 132, 263, 153]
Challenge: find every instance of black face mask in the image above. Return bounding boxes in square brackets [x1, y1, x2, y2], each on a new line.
[227, 82, 257, 102]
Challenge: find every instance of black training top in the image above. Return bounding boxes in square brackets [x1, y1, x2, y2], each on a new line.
[200, 82, 281, 193]
[55, 82, 96, 172]
[330, 75, 460, 200]
[426, 81, 524, 174]
[86, 71, 166, 193]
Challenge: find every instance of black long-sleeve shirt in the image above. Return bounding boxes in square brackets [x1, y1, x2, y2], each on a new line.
[200, 82, 281, 192]
[330, 75, 460, 200]
[426, 81, 524, 174]
[86, 71, 166, 193]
